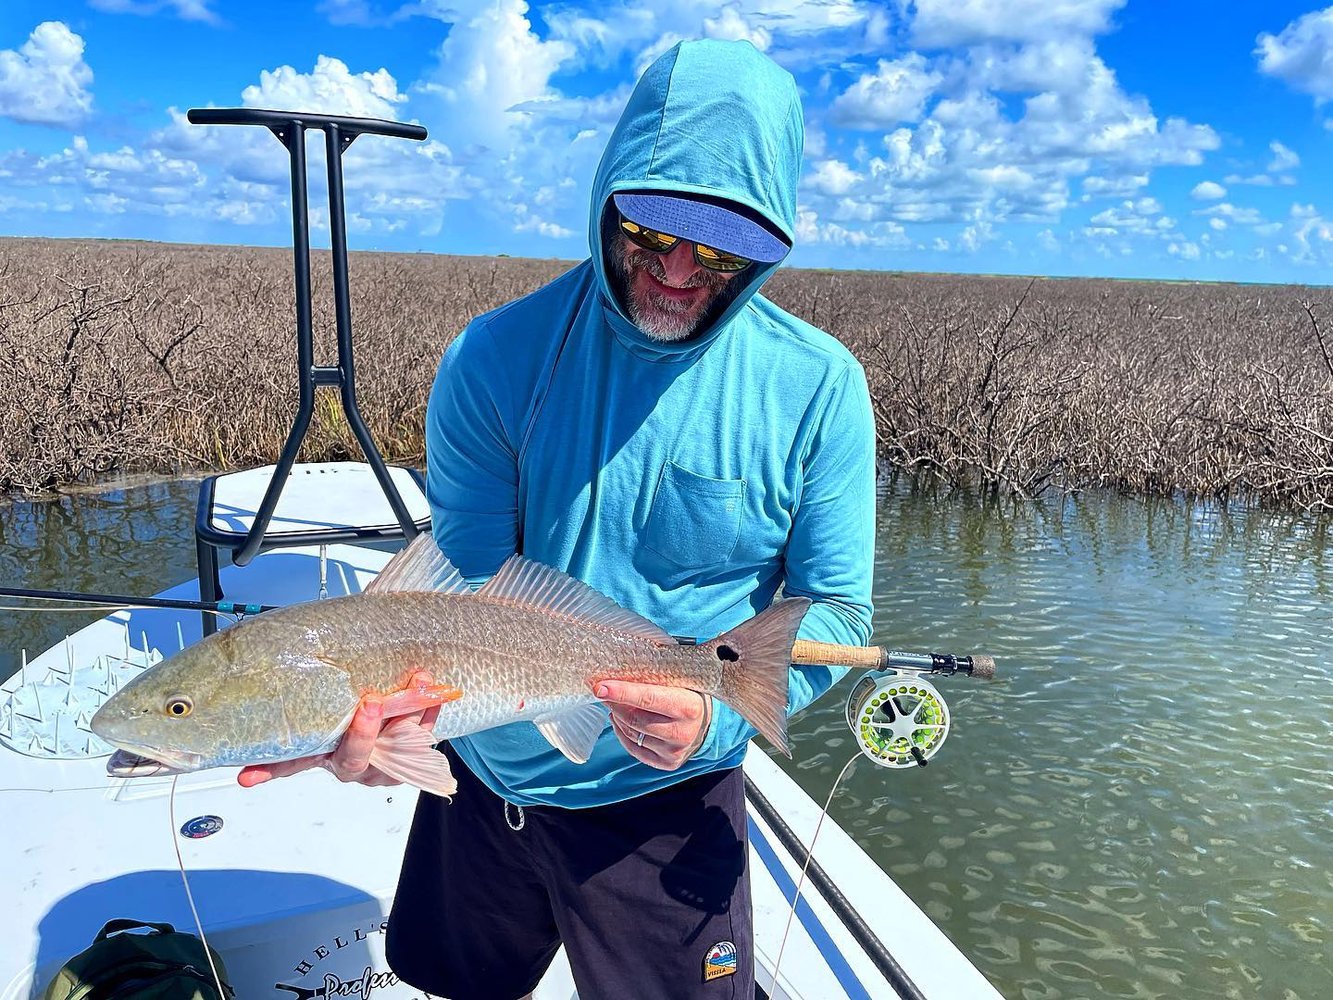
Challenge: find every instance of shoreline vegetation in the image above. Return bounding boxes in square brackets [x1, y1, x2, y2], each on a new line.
[1, 237, 1330, 512]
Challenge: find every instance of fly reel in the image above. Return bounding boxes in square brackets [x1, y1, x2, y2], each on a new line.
[845, 671, 950, 768]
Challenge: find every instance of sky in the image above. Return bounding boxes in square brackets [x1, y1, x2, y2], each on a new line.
[3, 1, 1333, 284]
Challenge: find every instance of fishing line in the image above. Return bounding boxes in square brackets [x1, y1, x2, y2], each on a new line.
[0, 604, 148, 613]
[769, 750, 861, 991]
[169, 776, 227, 999]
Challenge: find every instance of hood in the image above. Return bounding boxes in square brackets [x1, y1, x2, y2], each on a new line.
[588, 39, 804, 360]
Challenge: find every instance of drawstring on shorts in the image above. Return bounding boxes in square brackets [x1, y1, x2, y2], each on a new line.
[504, 801, 526, 831]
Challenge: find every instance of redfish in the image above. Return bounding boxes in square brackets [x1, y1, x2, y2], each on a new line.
[91, 533, 808, 797]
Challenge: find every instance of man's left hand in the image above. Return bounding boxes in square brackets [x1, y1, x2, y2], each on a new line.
[595, 681, 711, 770]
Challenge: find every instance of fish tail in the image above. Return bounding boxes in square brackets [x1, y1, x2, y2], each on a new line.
[710, 597, 811, 757]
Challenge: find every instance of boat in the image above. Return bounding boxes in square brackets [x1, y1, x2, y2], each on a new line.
[0, 109, 1003, 1000]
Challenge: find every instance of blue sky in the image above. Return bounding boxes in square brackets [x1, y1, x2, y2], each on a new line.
[3, 1, 1333, 283]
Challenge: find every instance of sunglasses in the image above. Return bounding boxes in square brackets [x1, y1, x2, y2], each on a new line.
[618, 216, 753, 273]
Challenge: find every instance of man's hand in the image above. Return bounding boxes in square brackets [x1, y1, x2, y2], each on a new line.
[238, 674, 443, 789]
[595, 681, 711, 770]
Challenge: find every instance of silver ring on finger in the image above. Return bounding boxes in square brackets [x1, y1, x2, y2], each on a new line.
[635, 729, 646, 748]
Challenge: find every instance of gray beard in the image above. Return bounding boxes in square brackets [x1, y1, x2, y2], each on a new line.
[606, 233, 741, 342]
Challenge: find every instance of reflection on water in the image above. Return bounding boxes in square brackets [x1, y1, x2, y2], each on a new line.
[1, 474, 1329, 998]
[0, 480, 205, 683]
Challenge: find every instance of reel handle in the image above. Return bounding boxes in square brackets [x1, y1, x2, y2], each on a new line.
[791, 640, 996, 679]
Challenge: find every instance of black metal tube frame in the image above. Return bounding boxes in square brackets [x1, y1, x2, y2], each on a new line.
[184, 108, 428, 570]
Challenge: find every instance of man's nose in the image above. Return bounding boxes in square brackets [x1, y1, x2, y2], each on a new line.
[659, 241, 703, 285]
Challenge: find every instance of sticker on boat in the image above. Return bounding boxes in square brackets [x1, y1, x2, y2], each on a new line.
[180, 814, 223, 839]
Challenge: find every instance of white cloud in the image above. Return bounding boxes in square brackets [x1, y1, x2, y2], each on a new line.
[830, 54, 941, 129]
[411, 0, 607, 242]
[1088, 197, 1170, 236]
[1197, 202, 1265, 226]
[1082, 174, 1147, 198]
[546, 0, 884, 75]
[512, 203, 575, 239]
[908, 0, 1126, 48]
[810, 32, 1217, 239]
[959, 218, 995, 251]
[419, 0, 574, 151]
[1267, 139, 1300, 172]
[1289, 205, 1333, 262]
[1191, 180, 1226, 200]
[243, 56, 407, 120]
[1, 55, 463, 237]
[703, 7, 772, 50]
[806, 159, 865, 196]
[795, 207, 910, 247]
[1167, 240, 1200, 260]
[162, 54, 424, 194]
[317, 0, 409, 26]
[1224, 172, 1296, 187]
[89, 0, 220, 23]
[0, 132, 206, 215]
[510, 87, 633, 127]
[1256, 7, 1333, 102]
[0, 22, 93, 127]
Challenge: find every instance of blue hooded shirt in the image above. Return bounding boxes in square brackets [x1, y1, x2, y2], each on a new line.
[426, 38, 876, 807]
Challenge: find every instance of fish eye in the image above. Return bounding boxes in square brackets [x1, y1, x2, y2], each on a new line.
[165, 696, 193, 718]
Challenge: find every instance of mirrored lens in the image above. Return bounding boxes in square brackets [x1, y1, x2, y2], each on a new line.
[620, 219, 678, 253]
[619, 215, 753, 272]
[694, 244, 751, 272]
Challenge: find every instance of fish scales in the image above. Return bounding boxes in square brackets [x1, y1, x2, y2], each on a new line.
[289, 591, 725, 738]
[91, 537, 808, 793]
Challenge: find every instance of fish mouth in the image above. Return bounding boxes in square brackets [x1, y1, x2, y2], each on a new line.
[106, 748, 202, 777]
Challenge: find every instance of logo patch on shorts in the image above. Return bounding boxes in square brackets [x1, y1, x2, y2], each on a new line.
[703, 940, 738, 982]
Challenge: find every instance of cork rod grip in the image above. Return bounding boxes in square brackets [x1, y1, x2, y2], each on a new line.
[790, 639, 884, 668]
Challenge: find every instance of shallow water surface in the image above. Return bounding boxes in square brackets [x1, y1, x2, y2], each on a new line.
[784, 477, 1332, 999]
[1, 475, 1329, 998]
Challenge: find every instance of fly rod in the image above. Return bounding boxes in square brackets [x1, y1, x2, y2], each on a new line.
[0, 586, 275, 617]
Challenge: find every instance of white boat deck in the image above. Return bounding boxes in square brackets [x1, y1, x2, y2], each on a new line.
[205, 463, 430, 536]
[1, 537, 1000, 1000]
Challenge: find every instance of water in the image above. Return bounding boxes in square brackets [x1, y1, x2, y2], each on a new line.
[1, 475, 1330, 998]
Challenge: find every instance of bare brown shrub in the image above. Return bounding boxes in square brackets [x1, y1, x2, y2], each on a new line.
[2, 238, 1330, 510]
[766, 269, 1333, 510]
[0, 239, 567, 495]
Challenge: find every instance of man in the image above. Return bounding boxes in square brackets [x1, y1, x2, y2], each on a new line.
[245, 38, 875, 999]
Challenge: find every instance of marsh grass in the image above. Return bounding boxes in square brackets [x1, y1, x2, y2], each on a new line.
[1, 238, 1330, 510]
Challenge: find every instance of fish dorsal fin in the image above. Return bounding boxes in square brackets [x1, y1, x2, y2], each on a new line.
[476, 555, 673, 642]
[365, 532, 470, 595]
[535, 704, 609, 763]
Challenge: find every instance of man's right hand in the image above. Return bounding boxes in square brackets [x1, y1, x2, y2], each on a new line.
[238, 677, 444, 789]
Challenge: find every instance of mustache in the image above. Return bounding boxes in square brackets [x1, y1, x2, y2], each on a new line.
[623, 246, 731, 292]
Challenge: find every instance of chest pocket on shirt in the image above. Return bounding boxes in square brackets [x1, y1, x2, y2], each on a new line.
[643, 461, 746, 570]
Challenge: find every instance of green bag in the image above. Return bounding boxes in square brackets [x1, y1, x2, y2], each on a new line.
[42, 919, 235, 1000]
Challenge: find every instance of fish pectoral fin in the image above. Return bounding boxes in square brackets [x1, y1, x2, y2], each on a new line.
[367, 719, 457, 799]
[377, 683, 464, 719]
[534, 704, 609, 764]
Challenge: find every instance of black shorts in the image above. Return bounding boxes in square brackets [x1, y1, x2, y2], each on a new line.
[385, 742, 754, 1000]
